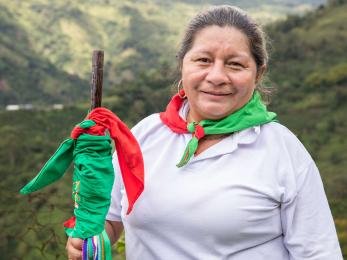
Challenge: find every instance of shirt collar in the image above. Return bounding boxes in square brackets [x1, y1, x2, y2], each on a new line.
[178, 100, 261, 162]
[189, 126, 260, 163]
[179, 99, 189, 121]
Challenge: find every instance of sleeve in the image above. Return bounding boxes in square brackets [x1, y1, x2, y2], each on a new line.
[106, 153, 124, 222]
[281, 161, 343, 259]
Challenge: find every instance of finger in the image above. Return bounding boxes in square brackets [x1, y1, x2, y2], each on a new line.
[70, 237, 83, 250]
[66, 244, 82, 260]
[66, 238, 83, 260]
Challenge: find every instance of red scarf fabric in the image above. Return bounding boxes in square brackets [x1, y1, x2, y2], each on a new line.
[159, 94, 205, 138]
[159, 92, 277, 167]
[71, 107, 144, 214]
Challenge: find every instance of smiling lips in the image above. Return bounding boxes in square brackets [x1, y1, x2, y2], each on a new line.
[201, 90, 234, 96]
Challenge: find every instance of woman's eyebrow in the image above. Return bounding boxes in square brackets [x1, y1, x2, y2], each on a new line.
[226, 56, 249, 62]
[191, 48, 250, 59]
[190, 50, 212, 56]
[225, 52, 250, 59]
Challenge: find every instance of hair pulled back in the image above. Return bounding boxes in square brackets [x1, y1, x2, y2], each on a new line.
[177, 5, 272, 102]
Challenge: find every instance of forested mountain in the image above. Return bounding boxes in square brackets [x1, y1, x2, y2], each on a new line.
[0, 6, 88, 105]
[267, 1, 347, 254]
[0, 0, 325, 106]
[1, 0, 347, 259]
[268, 0, 347, 183]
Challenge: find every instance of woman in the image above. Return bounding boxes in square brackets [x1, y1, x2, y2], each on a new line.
[67, 5, 342, 259]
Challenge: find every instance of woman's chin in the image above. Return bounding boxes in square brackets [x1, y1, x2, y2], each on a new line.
[200, 103, 237, 119]
[198, 108, 234, 121]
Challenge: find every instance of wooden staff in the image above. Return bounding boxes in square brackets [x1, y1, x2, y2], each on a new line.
[90, 50, 104, 109]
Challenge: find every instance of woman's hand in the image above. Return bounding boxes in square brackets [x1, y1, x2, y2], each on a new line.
[65, 221, 123, 259]
[66, 237, 83, 260]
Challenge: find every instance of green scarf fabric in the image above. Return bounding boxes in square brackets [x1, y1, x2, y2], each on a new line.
[160, 91, 277, 167]
[20, 125, 114, 239]
[20, 107, 145, 260]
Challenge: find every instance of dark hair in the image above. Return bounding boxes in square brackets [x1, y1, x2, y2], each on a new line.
[177, 5, 272, 102]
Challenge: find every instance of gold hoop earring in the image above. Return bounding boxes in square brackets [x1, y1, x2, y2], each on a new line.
[177, 80, 186, 99]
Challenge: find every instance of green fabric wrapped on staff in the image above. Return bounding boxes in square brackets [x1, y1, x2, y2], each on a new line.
[20, 107, 145, 260]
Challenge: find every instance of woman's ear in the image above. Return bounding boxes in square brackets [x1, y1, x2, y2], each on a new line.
[255, 65, 267, 84]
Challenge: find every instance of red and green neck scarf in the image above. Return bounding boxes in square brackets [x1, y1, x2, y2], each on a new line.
[160, 91, 277, 167]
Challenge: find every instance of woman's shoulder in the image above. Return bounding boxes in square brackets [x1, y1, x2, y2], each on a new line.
[132, 113, 161, 130]
[131, 113, 168, 145]
[259, 122, 314, 169]
[260, 121, 300, 140]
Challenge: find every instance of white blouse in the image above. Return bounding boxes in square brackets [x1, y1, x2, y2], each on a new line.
[107, 110, 342, 259]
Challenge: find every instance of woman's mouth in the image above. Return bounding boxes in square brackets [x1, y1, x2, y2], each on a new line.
[201, 91, 233, 96]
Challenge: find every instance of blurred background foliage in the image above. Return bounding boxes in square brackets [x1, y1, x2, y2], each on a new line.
[0, 0, 346, 259]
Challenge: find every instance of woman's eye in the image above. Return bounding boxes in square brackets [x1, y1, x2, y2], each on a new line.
[227, 62, 243, 68]
[197, 58, 210, 63]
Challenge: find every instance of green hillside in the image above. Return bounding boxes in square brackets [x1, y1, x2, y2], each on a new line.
[0, 6, 88, 105]
[0, 0, 325, 105]
[268, 0, 347, 179]
[267, 0, 347, 253]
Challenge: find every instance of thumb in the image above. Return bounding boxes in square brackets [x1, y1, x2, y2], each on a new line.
[70, 237, 83, 250]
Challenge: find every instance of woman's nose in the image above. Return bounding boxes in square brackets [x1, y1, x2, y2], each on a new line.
[205, 61, 229, 86]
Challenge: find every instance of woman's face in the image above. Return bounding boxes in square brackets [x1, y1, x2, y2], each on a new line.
[181, 25, 260, 122]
